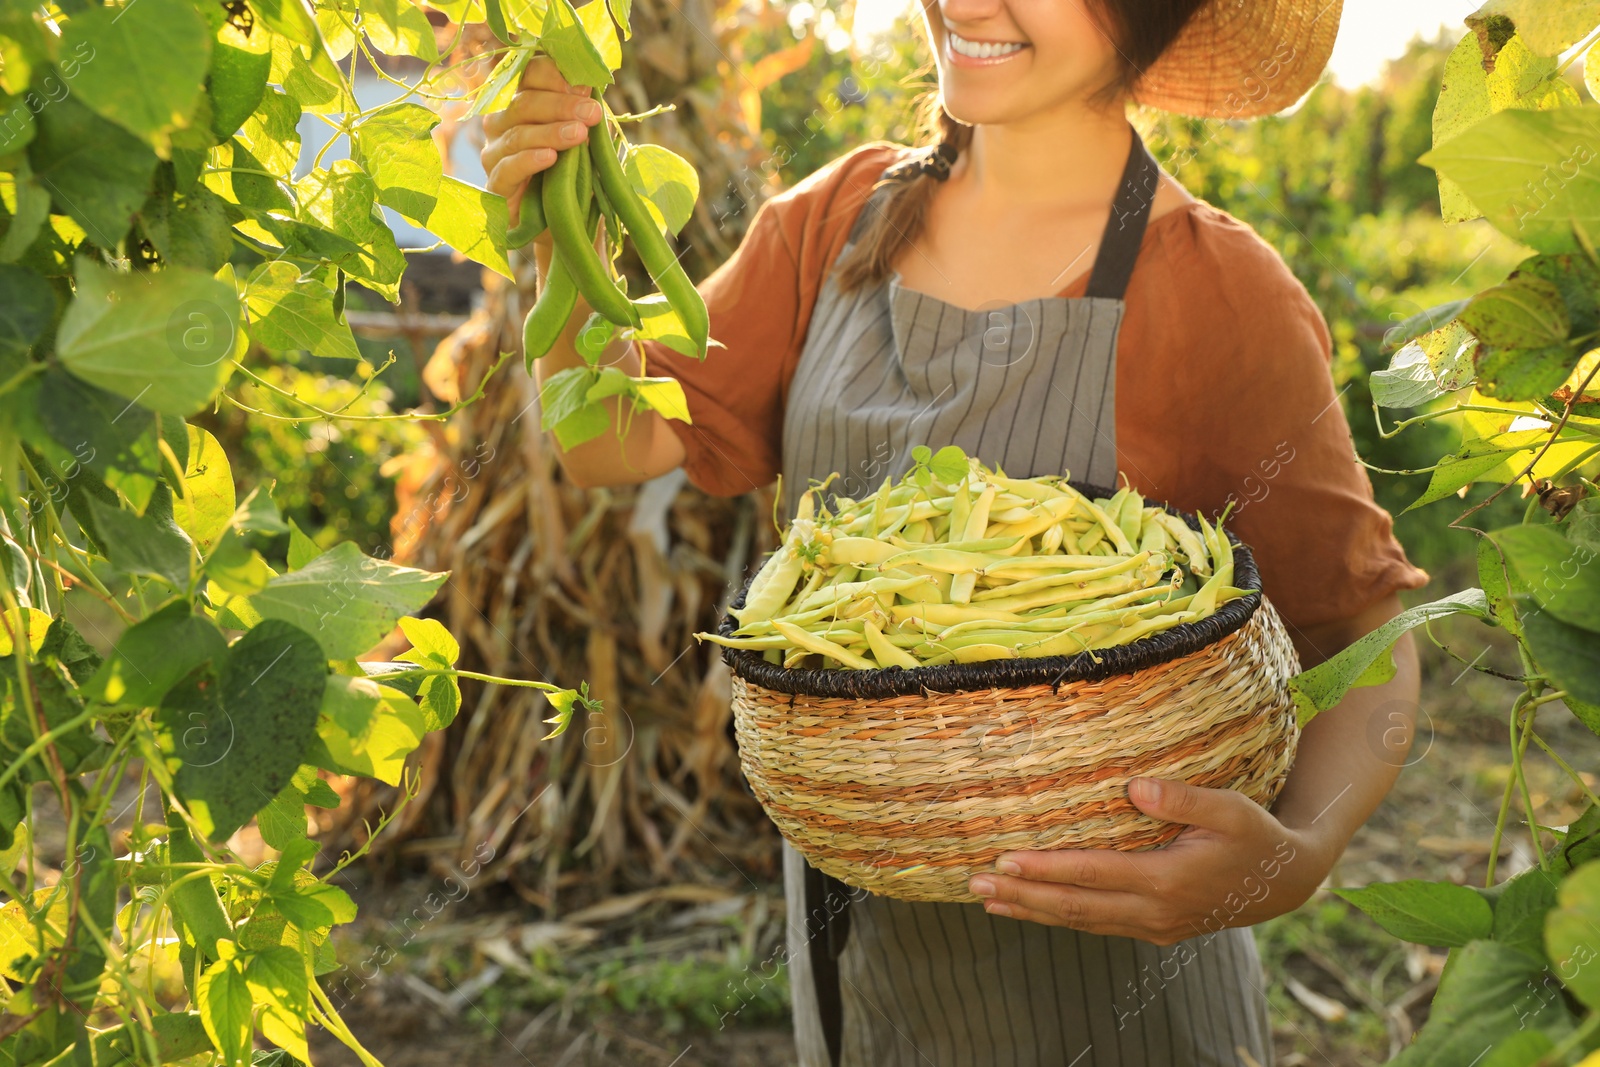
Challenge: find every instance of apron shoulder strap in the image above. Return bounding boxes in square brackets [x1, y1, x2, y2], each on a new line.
[1083, 128, 1161, 301]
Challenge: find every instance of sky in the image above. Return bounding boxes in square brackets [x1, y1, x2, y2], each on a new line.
[852, 0, 1475, 88]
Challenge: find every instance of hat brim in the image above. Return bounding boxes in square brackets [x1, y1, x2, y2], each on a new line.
[1131, 0, 1344, 119]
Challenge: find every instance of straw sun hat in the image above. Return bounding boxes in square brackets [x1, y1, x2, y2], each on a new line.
[1131, 0, 1344, 118]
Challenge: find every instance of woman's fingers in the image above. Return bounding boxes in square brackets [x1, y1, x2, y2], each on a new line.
[482, 84, 602, 138]
[486, 149, 556, 228]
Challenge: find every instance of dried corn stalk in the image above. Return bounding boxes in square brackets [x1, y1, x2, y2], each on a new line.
[325, 8, 792, 910]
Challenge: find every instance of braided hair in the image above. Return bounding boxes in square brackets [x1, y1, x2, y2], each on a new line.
[833, 97, 973, 294]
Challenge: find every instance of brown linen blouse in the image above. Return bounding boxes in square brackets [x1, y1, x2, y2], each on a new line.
[646, 142, 1429, 633]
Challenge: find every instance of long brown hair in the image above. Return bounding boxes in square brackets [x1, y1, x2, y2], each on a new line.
[834, 0, 1209, 293]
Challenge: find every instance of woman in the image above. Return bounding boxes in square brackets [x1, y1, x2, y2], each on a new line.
[482, 0, 1429, 1062]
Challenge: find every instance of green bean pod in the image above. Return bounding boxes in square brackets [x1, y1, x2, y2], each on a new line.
[542, 144, 640, 329]
[506, 171, 547, 248]
[586, 92, 710, 354]
[522, 245, 579, 369]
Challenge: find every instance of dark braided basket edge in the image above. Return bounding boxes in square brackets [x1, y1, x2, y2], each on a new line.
[716, 480, 1263, 699]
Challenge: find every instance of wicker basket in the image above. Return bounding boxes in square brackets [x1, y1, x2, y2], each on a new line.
[717, 487, 1303, 903]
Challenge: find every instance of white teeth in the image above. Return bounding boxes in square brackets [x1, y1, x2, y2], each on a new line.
[949, 32, 1024, 60]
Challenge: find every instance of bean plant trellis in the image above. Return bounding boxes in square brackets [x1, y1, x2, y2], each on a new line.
[0, 0, 712, 1059]
[1288, 1, 1600, 1060]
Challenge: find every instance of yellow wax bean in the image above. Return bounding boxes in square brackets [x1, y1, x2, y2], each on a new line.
[864, 619, 919, 669]
[1086, 610, 1202, 650]
[963, 484, 997, 541]
[890, 602, 1030, 628]
[1078, 498, 1135, 554]
[773, 619, 877, 669]
[951, 642, 1018, 663]
[948, 481, 972, 547]
[1116, 490, 1144, 547]
[978, 552, 1145, 580]
[1015, 622, 1121, 658]
[879, 547, 995, 575]
[971, 551, 1154, 599]
[1076, 523, 1106, 554]
[793, 574, 936, 614]
[969, 571, 1161, 614]
[1152, 511, 1210, 576]
[1040, 522, 1065, 554]
[1138, 513, 1172, 556]
[826, 536, 903, 567]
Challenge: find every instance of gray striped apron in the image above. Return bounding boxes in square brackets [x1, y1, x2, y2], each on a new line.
[773, 131, 1275, 1067]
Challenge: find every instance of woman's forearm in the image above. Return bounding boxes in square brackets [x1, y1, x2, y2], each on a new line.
[1269, 624, 1421, 870]
[528, 239, 686, 488]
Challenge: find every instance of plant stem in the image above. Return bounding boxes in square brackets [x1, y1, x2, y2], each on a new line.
[1525, 726, 1600, 810]
[311, 980, 386, 1067]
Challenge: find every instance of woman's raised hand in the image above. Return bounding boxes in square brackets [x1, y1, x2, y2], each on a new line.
[480, 57, 605, 232]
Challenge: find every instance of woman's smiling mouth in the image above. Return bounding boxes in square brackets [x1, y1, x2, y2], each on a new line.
[946, 30, 1030, 64]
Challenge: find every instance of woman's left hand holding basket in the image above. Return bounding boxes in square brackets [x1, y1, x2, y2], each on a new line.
[967, 776, 1331, 945]
[969, 594, 1423, 945]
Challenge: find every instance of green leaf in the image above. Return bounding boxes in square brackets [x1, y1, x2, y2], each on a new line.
[27, 86, 159, 246]
[624, 143, 698, 237]
[607, 0, 630, 37]
[633, 294, 696, 358]
[1460, 276, 1570, 349]
[1423, 108, 1600, 255]
[1491, 524, 1600, 631]
[207, 24, 272, 140]
[0, 166, 51, 263]
[204, 527, 274, 596]
[575, 0, 620, 70]
[268, 32, 357, 116]
[232, 484, 290, 535]
[1430, 33, 1578, 222]
[1382, 299, 1472, 353]
[1515, 253, 1600, 340]
[927, 445, 969, 485]
[1490, 867, 1561, 958]
[553, 402, 609, 450]
[631, 376, 690, 423]
[540, 364, 598, 431]
[286, 519, 322, 570]
[1288, 590, 1489, 725]
[197, 957, 253, 1067]
[361, 0, 439, 62]
[267, 878, 356, 931]
[1476, 536, 1523, 638]
[236, 88, 302, 181]
[1556, 806, 1600, 874]
[255, 767, 315, 849]
[244, 944, 311, 1062]
[294, 163, 406, 301]
[84, 484, 195, 586]
[1405, 429, 1551, 512]
[351, 102, 442, 226]
[0, 261, 53, 373]
[1475, 342, 1577, 402]
[155, 619, 328, 842]
[1469, 0, 1600, 55]
[1518, 594, 1600, 704]
[396, 615, 458, 665]
[1372, 327, 1477, 409]
[1333, 880, 1494, 947]
[172, 423, 236, 551]
[141, 183, 235, 273]
[314, 674, 426, 786]
[59, 0, 210, 151]
[467, 46, 533, 118]
[248, 541, 449, 660]
[1389, 940, 1568, 1066]
[35, 366, 160, 482]
[421, 175, 513, 280]
[1545, 860, 1600, 1010]
[243, 260, 361, 361]
[84, 597, 228, 707]
[540, 0, 612, 87]
[57, 258, 240, 416]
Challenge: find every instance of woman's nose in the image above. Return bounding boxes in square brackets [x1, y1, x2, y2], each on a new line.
[934, 0, 1007, 28]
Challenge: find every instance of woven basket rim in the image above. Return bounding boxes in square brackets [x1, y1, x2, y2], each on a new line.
[717, 480, 1263, 698]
